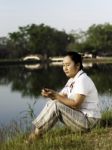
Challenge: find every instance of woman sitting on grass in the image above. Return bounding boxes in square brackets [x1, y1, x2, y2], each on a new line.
[26, 51, 101, 143]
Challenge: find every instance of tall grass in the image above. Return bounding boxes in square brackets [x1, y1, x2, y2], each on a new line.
[0, 110, 112, 150]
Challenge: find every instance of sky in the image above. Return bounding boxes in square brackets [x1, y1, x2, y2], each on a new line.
[0, 0, 112, 36]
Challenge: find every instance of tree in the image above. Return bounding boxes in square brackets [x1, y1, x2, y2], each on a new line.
[67, 23, 112, 56]
[85, 23, 112, 55]
[8, 24, 73, 58]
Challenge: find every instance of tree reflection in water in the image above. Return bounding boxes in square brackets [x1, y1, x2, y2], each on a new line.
[0, 62, 112, 99]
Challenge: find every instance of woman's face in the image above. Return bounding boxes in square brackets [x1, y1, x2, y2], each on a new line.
[63, 56, 80, 78]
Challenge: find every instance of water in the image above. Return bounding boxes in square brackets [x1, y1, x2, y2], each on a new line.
[0, 62, 112, 125]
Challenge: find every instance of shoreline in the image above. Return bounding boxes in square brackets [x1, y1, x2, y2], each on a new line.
[0, 57, 112, 65]
[83, 57, 112, 64]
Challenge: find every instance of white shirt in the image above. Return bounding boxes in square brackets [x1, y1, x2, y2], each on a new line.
[60, 70, 101, 118]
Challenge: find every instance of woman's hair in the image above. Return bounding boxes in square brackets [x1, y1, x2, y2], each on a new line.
[64, 51, 83, 70]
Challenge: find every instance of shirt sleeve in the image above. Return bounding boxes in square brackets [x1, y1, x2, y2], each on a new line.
[59, 87, 67, 95]
[71, 77, 90, 96]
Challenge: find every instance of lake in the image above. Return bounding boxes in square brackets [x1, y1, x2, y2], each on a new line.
[0, 62, 112, 126]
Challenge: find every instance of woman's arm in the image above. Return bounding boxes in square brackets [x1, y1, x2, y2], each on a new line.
[41, 88, 85, 108]
[55, 93, 85, 108]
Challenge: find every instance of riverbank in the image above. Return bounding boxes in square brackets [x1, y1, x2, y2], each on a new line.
[83, 56, 112, 64]
[0, 127, 112, 150]
[0, 57, 112, 66]
[0, 110, 112, 150]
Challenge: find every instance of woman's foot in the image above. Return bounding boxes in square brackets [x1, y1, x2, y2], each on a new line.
[25, 128, 41, 144]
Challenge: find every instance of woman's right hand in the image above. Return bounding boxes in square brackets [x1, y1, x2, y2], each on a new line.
[41, 88, 58, 100]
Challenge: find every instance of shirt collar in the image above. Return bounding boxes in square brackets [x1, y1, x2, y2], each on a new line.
[65, 70, 84, 87]
[72, 70, 84, 82]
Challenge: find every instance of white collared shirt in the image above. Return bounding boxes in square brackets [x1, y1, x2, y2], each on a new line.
[60, 70, 101, 118]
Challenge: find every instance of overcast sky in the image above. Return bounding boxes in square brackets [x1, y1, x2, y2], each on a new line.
[0, 0, 112, 36]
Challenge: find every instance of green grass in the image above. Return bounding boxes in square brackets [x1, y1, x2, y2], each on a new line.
[0, 110, 112, 150]
[1, 127, 112, 150]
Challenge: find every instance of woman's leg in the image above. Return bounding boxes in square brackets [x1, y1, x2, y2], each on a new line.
[32, 100, 89, 134]
[56, 101, 89, 132]
[26, 100, 90, 143]
[32, 100, 59, 132]
[26, 100, 59, 143]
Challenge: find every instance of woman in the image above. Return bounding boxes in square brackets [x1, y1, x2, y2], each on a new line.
[26, 51, 101, 143]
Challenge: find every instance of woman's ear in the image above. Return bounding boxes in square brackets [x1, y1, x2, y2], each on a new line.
[76, 63, 80, 70]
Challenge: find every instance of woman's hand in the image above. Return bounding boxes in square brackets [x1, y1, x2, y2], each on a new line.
[41, 88, 58, 100]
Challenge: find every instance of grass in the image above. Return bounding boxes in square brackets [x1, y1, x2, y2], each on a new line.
[0, 110, 112, 150]
[1, 127, 112, 150]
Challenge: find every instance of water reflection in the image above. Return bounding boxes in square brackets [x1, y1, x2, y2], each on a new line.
[0, 62, 112, 124]
[24, 63, 42, 70]
[99, 93, 112, 112]
[0, 62, 112, 95]
[83, 62, 93, 68]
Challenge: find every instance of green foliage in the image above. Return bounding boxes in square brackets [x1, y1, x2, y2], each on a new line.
[86, 23, 112, 54]
[100, 110, 112, 127]
[68, 23, 112, 55]
[7, 24, 73, 58]
[1, 23, 112, 58]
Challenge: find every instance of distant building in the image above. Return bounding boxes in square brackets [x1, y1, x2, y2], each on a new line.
[0, 37, 8, 46]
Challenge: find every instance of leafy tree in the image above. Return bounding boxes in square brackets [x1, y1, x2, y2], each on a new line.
[8, 24, 73, 58]
[85, 23, 112, 55]
[68, 23, 112, 56]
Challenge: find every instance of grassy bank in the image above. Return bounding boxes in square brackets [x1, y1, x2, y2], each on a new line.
[0, 127, 112, 150]
[0, 110, 112, 150]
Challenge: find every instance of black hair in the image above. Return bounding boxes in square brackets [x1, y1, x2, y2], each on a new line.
[64, 51, 83, 70]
